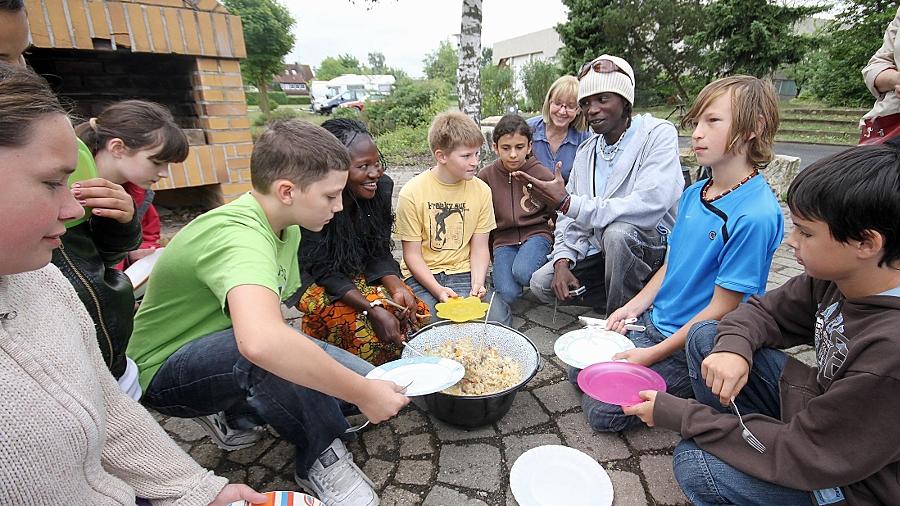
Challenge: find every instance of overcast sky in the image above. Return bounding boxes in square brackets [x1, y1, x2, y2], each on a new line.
[281, 0, 569, 78]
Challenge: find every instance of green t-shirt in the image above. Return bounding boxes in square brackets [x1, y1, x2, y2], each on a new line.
[128, 192, 301, 390]
[66, 138, 98, 228]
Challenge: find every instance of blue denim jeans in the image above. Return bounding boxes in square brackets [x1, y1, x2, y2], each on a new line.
[492, 235, 552, 305]
[405, 271, 512, 326]
[141, 327, 374, 478]
[568, 311, 693, 432]
[672, 321, 816, 505]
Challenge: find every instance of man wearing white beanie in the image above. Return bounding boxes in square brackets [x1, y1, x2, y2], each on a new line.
[516, 54, 684, 318]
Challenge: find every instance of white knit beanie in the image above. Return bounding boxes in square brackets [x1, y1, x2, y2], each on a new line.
[577, 54, 635, 105]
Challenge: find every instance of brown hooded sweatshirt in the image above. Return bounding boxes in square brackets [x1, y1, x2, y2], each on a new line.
[654, 274, 900, 505]
[477, 157, 554, 249]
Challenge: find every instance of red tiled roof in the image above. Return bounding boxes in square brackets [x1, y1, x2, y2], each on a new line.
[275, 63, 314, 84]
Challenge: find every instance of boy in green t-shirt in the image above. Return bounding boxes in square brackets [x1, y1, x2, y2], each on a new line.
[128, 120, 407, 506]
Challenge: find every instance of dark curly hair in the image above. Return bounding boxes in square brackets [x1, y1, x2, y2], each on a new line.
[302, 118, 394, 278]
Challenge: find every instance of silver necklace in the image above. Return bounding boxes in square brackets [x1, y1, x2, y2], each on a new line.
[598, 129, 627, 162]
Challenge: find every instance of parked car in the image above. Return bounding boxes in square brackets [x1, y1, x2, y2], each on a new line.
[318, 90, 369, 115]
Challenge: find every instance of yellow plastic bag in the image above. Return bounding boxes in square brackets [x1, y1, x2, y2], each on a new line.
[434, 295, 489, 323]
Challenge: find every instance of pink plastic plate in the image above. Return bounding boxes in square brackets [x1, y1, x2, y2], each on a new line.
[577, 362, 667, 406]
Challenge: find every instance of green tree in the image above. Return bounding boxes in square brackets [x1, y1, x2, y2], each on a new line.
[368, 52, 386, 73]
[521, 60, 560, 111]
[223, 0, 295, 118]
[802, 1, 898, 106]
[556, 0, 705, 104]
[317, 53, 364, 80]
[481, 47, 493, 69]
[696, 0, 825, 78]
[481, 64, 516, 117]
[423, 40, 459, 87]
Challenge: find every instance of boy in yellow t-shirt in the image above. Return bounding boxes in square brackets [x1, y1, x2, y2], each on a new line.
[395, 112, 511, 325]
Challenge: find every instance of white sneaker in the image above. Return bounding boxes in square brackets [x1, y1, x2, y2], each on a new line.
[192, 411, 262, 451]
[295, 438, 379, 506]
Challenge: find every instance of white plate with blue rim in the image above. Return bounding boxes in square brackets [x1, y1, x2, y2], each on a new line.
[365, 356, 464, 397]
[510, 445, 613, 506]
[554, 327, 635, 369]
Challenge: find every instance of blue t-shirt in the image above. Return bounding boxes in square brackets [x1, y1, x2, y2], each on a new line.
[527, 116, 591, 184]
[650, 174, 784, 336]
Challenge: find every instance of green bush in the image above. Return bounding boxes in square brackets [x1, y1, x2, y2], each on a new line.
[268, 91, 289, 105]
[521, 60, 560, 111]
[252, 106, 299, 126]
[287, 95, 311, 105]
[331, 107, 361, 120]
[375, 125, 431, 166]
[364, 79, 449, 135]
[481, 65, 517, 118]
[247, 91, 311, 106]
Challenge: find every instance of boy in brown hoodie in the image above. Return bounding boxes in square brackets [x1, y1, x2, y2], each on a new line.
[478, 114, 555, 304]
[624, 145, 900, 505]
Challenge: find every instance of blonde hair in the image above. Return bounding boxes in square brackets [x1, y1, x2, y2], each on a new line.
[541, 75, 587, 132]
[427, 111, 484, 154]
[681, 75, 779, 168]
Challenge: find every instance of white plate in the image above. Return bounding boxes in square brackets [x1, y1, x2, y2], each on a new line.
[365, 357, 464, 396]
[554, 328, 635, 369]
[510, 445, 613, 506]
[124, 248, 164, 294]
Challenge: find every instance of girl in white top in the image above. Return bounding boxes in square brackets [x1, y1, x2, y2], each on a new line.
[0, 62, 265, 505]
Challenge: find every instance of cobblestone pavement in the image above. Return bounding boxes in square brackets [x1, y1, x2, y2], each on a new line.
[153, 169, 814, 505]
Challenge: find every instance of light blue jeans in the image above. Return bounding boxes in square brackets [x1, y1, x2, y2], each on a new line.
[492, 235, 552, 305]
[672, 321, 826, 505]
[405, 271, 512, 327]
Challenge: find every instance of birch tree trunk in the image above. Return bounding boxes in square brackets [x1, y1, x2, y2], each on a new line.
[457, 0, 482, 126]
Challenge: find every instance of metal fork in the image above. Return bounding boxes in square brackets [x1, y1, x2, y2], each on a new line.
[730, 397, 766, 453]
[345, 379, 415, 433]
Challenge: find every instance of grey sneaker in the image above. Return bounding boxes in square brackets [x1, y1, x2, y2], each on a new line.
[295, 438, 379, 506]
[192, 411, 262, 451]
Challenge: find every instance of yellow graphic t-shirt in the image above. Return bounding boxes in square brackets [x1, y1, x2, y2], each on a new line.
[395, 169, 496, 278]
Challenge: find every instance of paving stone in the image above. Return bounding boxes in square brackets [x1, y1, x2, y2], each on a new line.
[506, 485, 520, 506]
[640, 454, 688, 505]
[258, 440, 294, 471]
[437, 443, 502, 492]
[609, 470, 648, 506]
[392, 408, 429, 434]
[525, 359, 566, 388]
[162, 416, 208, 442]
[497, 392, 550, 434]
[583, 309, 607, 319]
[362, 422, 398, 458]
[528, 304, 576, 330]
[432, 417, 497, 442]
[346, 438, 366, 462]
[624, 425, 681, 452]
[226, 438, 274, 465]
[246, 465, 270, 489]
[400, 433, 434, 457]
[509, 298, 536, 315]
[524, 326, 558, 356]
[511, 316, 526, 330]
[218, 467, 247, 484]
[363, 458, 395, 490]
[502, 433, 562, 469]
[559, 304, 591, 316]
[793, 349, 818, 368]
[425, 485, 489, 506]
[259, 476, 298, 493]
[556, 412, 631, 462]
[189, 442, 225, 469]
[532, 381, 582, 413]
[381, 485, 423, 506]
[396, 459, 434, 486]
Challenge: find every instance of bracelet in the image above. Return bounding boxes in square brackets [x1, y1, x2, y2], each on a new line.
[361, 300, 383, 318]
[555, 193, 571, 213]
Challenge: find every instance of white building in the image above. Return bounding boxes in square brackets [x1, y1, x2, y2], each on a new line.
[492, 27, 564, 96]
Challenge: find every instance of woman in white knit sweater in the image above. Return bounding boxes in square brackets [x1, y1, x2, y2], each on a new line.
[0, 63, 266, 504]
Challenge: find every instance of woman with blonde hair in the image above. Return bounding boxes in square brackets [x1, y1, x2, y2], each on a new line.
[527, 75, 591, 183]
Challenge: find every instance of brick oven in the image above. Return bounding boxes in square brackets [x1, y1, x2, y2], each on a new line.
[24, 0, 253, 203]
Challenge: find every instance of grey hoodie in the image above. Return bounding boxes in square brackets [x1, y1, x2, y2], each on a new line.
[551, 114, 684, 265]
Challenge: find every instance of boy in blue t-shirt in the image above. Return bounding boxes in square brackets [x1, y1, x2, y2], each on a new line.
[579, 76, 785, 432]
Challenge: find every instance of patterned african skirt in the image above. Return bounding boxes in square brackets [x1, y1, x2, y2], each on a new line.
[298, 275, 431, 366]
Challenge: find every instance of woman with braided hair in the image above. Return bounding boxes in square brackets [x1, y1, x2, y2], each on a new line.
[293, 118, 429, 365]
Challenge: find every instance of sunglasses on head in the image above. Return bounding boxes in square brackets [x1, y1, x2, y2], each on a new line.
[577, 57, 632, 84]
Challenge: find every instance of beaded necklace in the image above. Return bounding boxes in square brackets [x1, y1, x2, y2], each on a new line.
[598, 128, 628, 161]
[701, 168, 759, 202]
